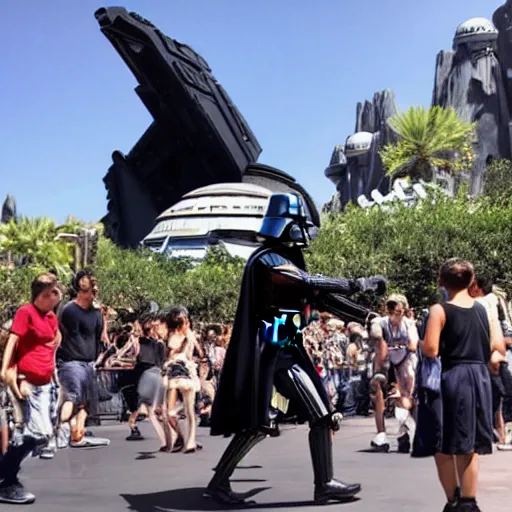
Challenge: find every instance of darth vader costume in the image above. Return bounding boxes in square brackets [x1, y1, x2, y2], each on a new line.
[205, 193, 386, 505]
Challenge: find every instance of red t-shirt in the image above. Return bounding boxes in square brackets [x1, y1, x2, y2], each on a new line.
[12, 303, 58, 386]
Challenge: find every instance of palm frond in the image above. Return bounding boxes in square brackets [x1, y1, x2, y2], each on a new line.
[381, 106, 475, 180]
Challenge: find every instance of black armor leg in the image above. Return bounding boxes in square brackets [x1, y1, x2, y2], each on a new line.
[277, 363, 362, 503]
[204, 430, 266, 505]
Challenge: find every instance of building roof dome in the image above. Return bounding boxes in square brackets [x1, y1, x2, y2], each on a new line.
[454, 17, 498, 45]
[345, 132, 373, 158]
[183, 182, 271, 199]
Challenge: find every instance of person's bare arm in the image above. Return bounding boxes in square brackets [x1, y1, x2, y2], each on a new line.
[369, 319, 387, 372]
[346, 343, 358, 366]
[194, 339, 204, 359]
[113, 335, 138, 362]
[489, 309, 506, 357]
[422, 304, 445, 358]
[0, 334, 18, 381]
[406, 319, 419, 353]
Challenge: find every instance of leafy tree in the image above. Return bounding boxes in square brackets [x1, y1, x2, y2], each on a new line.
[0, 265, 42, 312]
[172, 246, 245, 323]
[93, 240, 245, 323]
[307, 189, 512, 311]
[0, 217, 73, 276]
[92, 237, 191, 310]
[380, 106, 475, 182]
[483, 159, 512, 204]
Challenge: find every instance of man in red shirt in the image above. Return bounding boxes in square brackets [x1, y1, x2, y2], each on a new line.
[0, 273, 62, 505]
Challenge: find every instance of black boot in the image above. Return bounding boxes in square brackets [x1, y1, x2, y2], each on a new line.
[457, 497, 481, 511]
[442, 487, 461, 511]
[309, 425, 361, 504]
[204, 430, 266, 505]
[397, 433, 411, 454]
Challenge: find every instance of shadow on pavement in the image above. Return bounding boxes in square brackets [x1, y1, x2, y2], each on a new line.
[135, 451, 158, 460]
[121, 487, 359, 511]
[230, 479, 267, 483]
[211, 465, 263, 471]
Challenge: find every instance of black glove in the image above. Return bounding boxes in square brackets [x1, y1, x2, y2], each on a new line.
[355, 275, 387, 295]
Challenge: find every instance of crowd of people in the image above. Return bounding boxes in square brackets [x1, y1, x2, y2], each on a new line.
[0, 263, 511, 509]
[0, 269, 233, 504]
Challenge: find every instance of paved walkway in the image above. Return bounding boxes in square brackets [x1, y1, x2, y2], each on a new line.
[5, 417, 511, 511]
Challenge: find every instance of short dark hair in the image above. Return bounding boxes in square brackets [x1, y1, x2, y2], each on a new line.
[31, 273, 59, 302]
[72, 269, 96, 293]
[476, 276, 494, 295]
[439, 258, 474, 291]
[166, 306, 190, 331]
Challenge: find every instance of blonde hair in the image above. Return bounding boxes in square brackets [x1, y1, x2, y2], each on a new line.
[385, 294, 409, 311]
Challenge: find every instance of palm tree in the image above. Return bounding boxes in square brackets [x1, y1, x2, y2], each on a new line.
[0, 216, 73, 276]
[380, 106, 475, 182]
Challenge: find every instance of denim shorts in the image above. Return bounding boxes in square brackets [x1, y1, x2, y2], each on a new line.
[10, 383, 53, 448]
[0, 386, 8, 429]
[57, 360, 98, 415]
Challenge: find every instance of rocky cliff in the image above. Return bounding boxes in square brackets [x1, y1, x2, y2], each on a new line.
[324, 90, 397, 212]
[325, 8, 512, 211]
[432, 17, 510, 195]
[1, 195, 16, 224]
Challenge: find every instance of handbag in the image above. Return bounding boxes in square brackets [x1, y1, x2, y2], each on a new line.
[419, 356, 441, 393]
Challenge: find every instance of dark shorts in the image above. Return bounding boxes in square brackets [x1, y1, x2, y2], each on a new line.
[58, 360, 99, 415]
[441, 363, 493, 455]
[491, 374, 504, 421]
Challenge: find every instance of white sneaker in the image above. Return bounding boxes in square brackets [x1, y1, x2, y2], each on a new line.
[39, 437, 57, 459]
[71, 435, 110, 448]
[497, 443, 512, 451]
[370, 432, 390, 452]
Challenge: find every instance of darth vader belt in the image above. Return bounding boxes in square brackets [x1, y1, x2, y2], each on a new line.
[260, 310, 303, 348]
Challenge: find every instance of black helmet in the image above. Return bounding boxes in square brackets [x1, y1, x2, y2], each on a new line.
[258, 193, 314, 245]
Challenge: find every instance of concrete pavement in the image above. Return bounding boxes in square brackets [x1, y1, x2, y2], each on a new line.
[4, 417, 511, 511]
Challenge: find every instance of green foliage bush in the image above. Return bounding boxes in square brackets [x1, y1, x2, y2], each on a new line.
[3, 187, 512, 321]
[0, 265, 44, 312]
[483, 159, 512, 204]
[92, 239, 244, 323]
[306, 190, 512, 311]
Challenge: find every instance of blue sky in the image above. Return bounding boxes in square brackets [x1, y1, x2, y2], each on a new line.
[0, 0, 501, 223]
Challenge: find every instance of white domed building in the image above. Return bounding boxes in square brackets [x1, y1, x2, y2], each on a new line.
[453, 17, 498, 48]
[142, 183, 272, 260]
[344, 132, 373, 158]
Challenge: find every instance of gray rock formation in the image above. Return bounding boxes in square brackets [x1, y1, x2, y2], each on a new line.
[494, 1, 512, 115]
[432, 17, 511, 195]
[1, 195, 16, 223]
[324, 90, 397, 211]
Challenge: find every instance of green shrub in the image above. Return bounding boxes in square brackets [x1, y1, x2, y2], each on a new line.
[92, 239, 244, 323]
[0, 265, 44, 311]
[483, 159, 512, 205]
[306, 190, 512, 310]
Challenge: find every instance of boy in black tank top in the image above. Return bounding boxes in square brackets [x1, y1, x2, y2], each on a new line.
[422, 259, 506, 512]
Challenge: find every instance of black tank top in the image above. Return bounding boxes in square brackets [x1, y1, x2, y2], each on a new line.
[439, 302, 491, 368]
[136, 337, 165, 371]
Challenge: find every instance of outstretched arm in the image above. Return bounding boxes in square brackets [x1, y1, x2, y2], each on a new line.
[318, 293, 374, 325]
[262, 253, 386, 297]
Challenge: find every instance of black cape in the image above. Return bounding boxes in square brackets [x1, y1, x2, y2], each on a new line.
[210, 243, 329, 436]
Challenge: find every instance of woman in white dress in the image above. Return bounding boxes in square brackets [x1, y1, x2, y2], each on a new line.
[163, 307, 203, 453]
